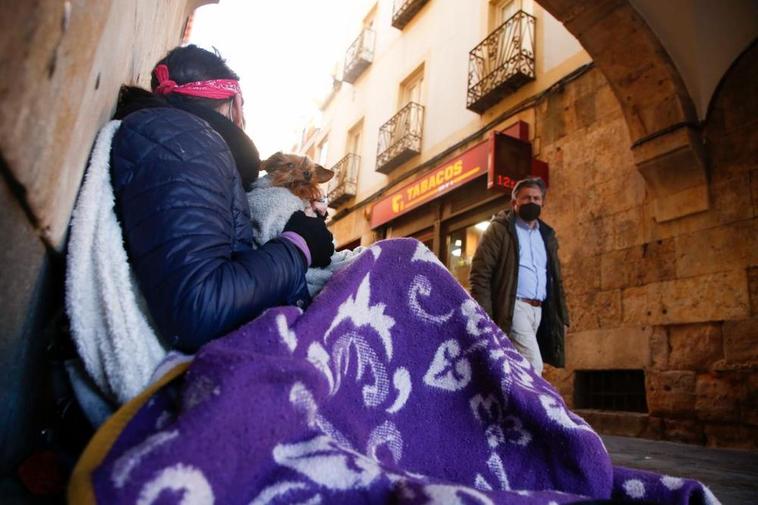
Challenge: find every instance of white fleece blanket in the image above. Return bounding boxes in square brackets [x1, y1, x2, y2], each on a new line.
[65, 120, 167, 404]
[247, 176, 364, 296]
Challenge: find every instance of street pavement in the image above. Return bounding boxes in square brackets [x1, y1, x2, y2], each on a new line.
[603, 435, 758, 504]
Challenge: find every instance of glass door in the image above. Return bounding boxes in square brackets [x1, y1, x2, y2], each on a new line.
[441, 199, 505, 291]
[445, 221, 492, 290]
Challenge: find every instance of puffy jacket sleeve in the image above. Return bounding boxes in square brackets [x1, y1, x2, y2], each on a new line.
[111, 109, 309, 353]
[469, 221, 504, 317]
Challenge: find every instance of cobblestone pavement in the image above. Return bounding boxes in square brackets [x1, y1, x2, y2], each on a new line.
[603, 435, 758, 505]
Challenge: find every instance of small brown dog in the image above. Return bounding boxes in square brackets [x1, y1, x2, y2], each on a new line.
[261, 152, 334, 218]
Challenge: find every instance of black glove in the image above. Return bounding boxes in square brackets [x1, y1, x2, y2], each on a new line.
[284, 211, 334, 268]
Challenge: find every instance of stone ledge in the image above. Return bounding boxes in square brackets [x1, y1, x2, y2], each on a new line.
[633, 125, 709, 222]
[574, 409, 662, 439]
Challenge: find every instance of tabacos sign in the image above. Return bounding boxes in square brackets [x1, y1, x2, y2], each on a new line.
[370, 121, 537, 229]
[370, 140, 490, 228]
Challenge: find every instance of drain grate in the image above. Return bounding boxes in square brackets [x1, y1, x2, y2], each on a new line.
[574, 370, 647, 412]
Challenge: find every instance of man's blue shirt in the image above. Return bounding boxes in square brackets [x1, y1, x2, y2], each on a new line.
[515, 217, 547, 301]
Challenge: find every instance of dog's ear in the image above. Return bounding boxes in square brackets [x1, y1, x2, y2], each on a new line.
[314, 164, 334, 183]
[261, 151, 289, 173]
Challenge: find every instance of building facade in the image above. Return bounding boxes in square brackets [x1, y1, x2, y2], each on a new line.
[297, 0, 758, 449]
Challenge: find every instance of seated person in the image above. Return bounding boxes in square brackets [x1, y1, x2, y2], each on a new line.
[110, 45, 334, 353]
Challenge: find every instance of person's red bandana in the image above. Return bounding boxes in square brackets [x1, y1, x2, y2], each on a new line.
[152, 64, 241, 99]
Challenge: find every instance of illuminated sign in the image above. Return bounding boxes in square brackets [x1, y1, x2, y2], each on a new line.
[370, 141, 489, 228]
[487, 131, 532, 192]
[370, 120, 545, 228]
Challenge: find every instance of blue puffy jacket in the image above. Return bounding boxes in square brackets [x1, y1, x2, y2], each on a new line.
[110, 106, 310, 353]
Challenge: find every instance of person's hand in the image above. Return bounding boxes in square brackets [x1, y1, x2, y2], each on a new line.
[311, 199, 328, 221]
[284, 211, 334, 267]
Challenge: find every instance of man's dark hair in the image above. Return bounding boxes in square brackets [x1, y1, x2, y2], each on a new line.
[150, 44, 239, 109]
[512, 177, 546, 200]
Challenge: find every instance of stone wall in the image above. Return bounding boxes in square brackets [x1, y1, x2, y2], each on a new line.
[540, 44, 757, 449]
[0, 0, 212, 476]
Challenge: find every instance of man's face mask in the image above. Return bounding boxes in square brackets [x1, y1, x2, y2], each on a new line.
[517, 202, 541, 221]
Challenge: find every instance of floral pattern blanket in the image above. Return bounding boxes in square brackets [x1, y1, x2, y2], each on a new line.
[70, 239, 719, 505]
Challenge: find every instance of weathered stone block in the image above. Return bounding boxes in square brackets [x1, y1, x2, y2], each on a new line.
[663, 418, 705, 445]
[593, 83, 622, 122]
[0, 0, 213, 248]
[542, 92, 568, 144]
[560, 215, 615, 263]
[649, 326, 669, 370]
[707, 117, 758, 178]
[710, 173, 755, 227]
[651, 173, 754, 242]
[667, 323, 723, 370]
[634, 126, 709, 222]
[562, 254, 601, 296]
[543, 366, 574, 406]
[675, 220, 758, 279]
[583, 175, 646, 223]
[622, 270, 750, 326]
[600, 239, 676, 290]
[748, 265, 758, 316]
[646, 371, 696, 417]
[722, 318, 758, 366]
[575, 117, 634, 185]
[566, 326, 651, 369]
[695, 373, 740, 422]
[575, 409, 663, 439]
[567, 289, 622, 331]
[574, 93, 596, 129]
[704, 423, 758, 450]
[613, 206, 654, 250]
[743, 373, 758, 426]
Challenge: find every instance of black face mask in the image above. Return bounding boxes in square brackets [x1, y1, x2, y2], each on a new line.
[517, 202, 541, 221]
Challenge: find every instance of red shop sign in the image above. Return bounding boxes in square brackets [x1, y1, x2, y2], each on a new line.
[370, 140, 490, 228]
[370, 121, 544, 228]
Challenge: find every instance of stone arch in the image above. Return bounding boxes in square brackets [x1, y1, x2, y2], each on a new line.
[704, 40, 758, 126]
[537, 0, 706, 222]
[702, 41, 757, 191]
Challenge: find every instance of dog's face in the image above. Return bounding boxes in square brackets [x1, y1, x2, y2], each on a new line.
[262, 152, 333, 183]
[261, 152, 334, 202]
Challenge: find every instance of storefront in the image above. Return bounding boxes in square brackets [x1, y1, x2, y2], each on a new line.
[370, 121, 548, 290]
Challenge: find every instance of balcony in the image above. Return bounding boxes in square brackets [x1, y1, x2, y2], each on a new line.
[392, 0, 429, 30]
[467, 10, 536, 114]
[343, 28, 375, 84]
[327, 153, 360, 208]
[376, 102, 424, 174]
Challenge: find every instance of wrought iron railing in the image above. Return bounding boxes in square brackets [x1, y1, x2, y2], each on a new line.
[343, 28, 375, 84]
[327, 153, 360, 208]
[376, 102, 424, 174]
[467, 10, 535, 113]
[392, 0, 429, 29]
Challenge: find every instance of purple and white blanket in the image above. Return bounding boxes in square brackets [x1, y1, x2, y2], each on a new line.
[70, 239, 719, 504]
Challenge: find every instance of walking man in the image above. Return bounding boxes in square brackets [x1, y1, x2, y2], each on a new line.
[469, 177, 569, 374]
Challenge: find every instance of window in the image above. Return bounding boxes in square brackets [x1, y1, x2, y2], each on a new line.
[390, 65, 425, 148]
[495, 0, 521, 25]
[317, 138, 329, 166]
[491, 0, 532, 28]
[400, 65, 424, 108]
[348, 120, 363, 156]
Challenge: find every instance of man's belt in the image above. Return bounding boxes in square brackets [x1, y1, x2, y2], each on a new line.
[517, 297, 542, 307]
